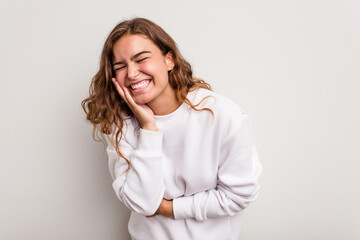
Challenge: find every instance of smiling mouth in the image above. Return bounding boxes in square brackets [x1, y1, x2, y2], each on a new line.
[130, 79, 151, 90]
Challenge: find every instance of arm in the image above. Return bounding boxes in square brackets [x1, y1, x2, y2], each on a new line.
[172, 111, 263, 221]
[107, 78, 164, 215]
[106, 128, 165, 216]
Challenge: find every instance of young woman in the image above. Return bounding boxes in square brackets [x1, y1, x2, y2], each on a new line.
[82, 17, 262, 240]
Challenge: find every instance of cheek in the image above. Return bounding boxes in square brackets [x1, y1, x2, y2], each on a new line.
[115, 72, 126, 86]
[139, 62, 154, 74]
[115, 78, 126, 88]
[141, 60, 166, 75]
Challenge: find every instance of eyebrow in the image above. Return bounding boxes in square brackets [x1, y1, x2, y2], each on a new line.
[113, 51, 151, 66]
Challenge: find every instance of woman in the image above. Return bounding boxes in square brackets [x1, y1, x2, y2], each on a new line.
[82, 17, 262, 240]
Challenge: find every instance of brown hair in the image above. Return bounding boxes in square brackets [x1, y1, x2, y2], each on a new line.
[81, 17, 212, 170]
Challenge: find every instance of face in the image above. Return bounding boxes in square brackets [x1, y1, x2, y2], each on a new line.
[112, 34, 175, 105]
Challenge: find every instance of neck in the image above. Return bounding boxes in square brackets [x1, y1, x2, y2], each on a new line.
[147, 86, 182, 115]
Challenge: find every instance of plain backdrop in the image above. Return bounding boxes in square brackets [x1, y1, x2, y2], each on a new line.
[1, 0, 359, 239]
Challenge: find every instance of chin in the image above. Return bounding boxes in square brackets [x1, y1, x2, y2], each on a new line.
[134, 95, 153, 105]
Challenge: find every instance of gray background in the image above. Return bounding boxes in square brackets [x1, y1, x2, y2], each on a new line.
[1, 0, 359, 239]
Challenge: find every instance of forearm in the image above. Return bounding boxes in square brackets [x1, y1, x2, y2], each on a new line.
[108, 129, 166, 216]
[113, 154, 165, 216]
[173, 175, 261, 221]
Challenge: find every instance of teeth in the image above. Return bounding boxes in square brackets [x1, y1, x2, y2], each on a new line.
[131, 80, 150, 90]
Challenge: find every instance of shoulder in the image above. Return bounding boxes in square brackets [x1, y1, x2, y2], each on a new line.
[189, 87, 247, 118]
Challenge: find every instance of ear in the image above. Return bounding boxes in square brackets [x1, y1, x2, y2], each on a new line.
[165, 51, 175, 71]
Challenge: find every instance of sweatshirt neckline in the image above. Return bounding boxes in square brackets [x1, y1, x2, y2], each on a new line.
[154, 89, 198, 120]
[154, 101, 187, 119]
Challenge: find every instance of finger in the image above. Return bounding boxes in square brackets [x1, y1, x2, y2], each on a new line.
[112, 78, 129, 105]
[112, 78, 124, 96]
[123, 86, 138, 111]
[112, 78, 124, 97]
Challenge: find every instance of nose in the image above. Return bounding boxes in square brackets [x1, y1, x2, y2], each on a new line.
[127, 63, 139, 80]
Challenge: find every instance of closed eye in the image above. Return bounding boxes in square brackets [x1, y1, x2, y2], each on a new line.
[114, 57, 148, 71]
[114, 66, 125, 71]
[137, 57, 148, 63]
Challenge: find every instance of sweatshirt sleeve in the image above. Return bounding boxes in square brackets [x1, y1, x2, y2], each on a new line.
[172, 110, 263, 221]
[106, 128, 165, 216]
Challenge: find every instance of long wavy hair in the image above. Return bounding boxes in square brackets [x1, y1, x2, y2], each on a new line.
[81, 17, 213, 170]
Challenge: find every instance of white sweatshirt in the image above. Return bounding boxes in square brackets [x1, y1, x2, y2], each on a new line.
[106, 87, 262, 240]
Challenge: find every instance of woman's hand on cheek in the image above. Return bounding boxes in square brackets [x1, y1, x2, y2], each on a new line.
[112, 78, 156, 131]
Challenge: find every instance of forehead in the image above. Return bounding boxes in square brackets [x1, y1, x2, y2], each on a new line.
[113, 34, 158, 59]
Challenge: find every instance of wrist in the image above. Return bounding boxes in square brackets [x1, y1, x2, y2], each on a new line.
[142, 123, 157, 132]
